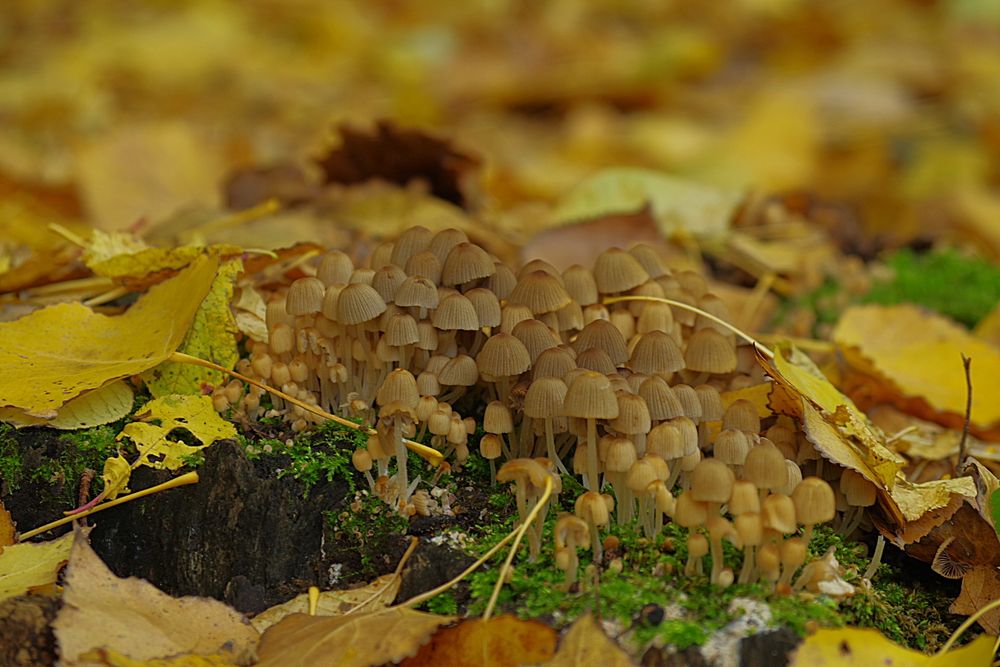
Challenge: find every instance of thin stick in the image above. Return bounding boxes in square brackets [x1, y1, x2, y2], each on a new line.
[483, 475, 554, 621]
[20, 471, 199, 541]
[938, 596, 1000, 655]
[957, 354, 973, 473]
[602, 295, 775, 358]
[83, 287, 130, 307]
[753, 333, 834, 354]
[346, 537, 419, 616]
[168, 352, 443, 467]
[399, 529, 520, 608]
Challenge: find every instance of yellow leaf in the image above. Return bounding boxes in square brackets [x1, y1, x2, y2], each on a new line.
[890, 476, 977, 523]
[102, 453, 132, 500]
[541, 614, 634, 667]
[0, 529, 74, 603]
[232, 285, 269, 344]
[0, 255, 219, 418]
[402, 615, 557, 667]
[789, 627, 993, 666]
[83, 230, 150, 266]
[117, 395, 237, 471]
[53, 529, 258, 667]
[143, 259, 242, 397]
[256, 608, 453, 667]
[251, 574, 401, 633]
[0, 380, 134, 429]
[834, 304, 1000, 431]
[79, 649, 241, 667]
[89, 245, 242, 283]
[551, 168, 739, 239]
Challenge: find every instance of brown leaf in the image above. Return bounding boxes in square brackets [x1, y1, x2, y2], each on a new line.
[542, 614, 635, 667]
[53, 529, 258, 666]
[316, 121, 481, 209]
[0, 501, 14, 547]
[251, 574, 400, 633]
[401, 615, 557, 667]
[520, 208, 662, 272]
[951, 565, 1000, 634]
[255, 608, 452, 667]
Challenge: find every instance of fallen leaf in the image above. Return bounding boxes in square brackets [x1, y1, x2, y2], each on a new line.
[890, 477, 977, 524]
[542, 614, 634, 667]
[789, 627, 993, 666]
[401, 615, 557, 667]
[75, 122, 223, 231]
[89, 245, 242, 289]
[316, 121, 482, 209]
[232, 285, 268, 344]
[834, 304, 1000, 435]
[79, 648, 242, 667]
[0, 529, 75, 603]
[142, 258, 242, 397]
[0, 501, 14, 546]
[950, 565, 1000, 634]
[551, 167, 739, 240]
[101, 453, 133, 500]
[0, 380, 134, 430]
[255, 608, 453, 667]
[117, 395, 238, 471]
[53, 529, 257, 666]
[251, 574, 400, 633]
[0, 254, 219, 418]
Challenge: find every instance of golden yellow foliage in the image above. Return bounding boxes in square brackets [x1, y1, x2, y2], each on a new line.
[0, 529, 74, 603]
[789, 627, 993, 666]
[0, 255, 219, 418]
[117, 395, 238, 471]
[251, 574, 401, 633]
[541, 614, 634, 667]
[0, 380, 134, 430]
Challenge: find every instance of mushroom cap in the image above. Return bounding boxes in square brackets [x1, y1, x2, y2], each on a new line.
[690, 459, 736, 504]
[574, 319, 629, 366]
[432, 293, 480, 331]
[372, 264, 407, 303]
[761, 493, 797, 534]
[791, 476, 836, 526]
[352, 447, 372, 472]
[593, 247, 649, 294]
[734, 512, 763, 546]
[757, 543, 781, 579]
[389, 225, 433, 267]
[638, 376, 685, 421]
[497, 457, 550, 490]
[350, 268, 375, 285]
[480, 433, 503, 460]
[628, 331, 685, 376]
[269, 323, 295, 356]
[687, 532, 709, 558]
[673, 490, 708, 528]
[442, 242, 495, 286]
[642, 453, 670, 481]
[653, 481, 674, 513]
[722, 399, 761, 434]
[676, 270, 708, 298]
[727, 480, 760, 515]
[555, 514, 590, 549]
[508, 270, 573, 315]
[404, 250, 442, 284]
[781, 536, 808, 570]
[555, 301, 585, 333]
[318, 250, 354, 286]
[606, 437, 638, 473]
[438, 354, 479, 386]
[611, 393, 651, 435]
[575, 490, 611, 527]
[533, 346, 577, 380]
[524, 377, 568, 419]
[628, 244, 668, 279]
[714, 430, 752, 467]
[636, 302, 675, 336]
[576, 347, 617, 375]
[840, 468, 877, 507]
[672, 384, 703, 421]
[694, 293, 734, 336]
[563, 371, 619, 420]
[609, 310, 636, 341]
[336, 283, 387, 325]
[695, 384, 724, 421]
[684, 328, 737, 374]
[477, 332, 532, 378]
[648, 421, 688, 460]
[500, 303, 534, 334]
[428, 228, 469, 263]
[465, 288, 502, 328]
[376, 369, 419, 409]
[743, 441, 788, 491]
[286, 277, 326, 316]
[512, 319, 560, 363]
[707, 514, 736, 542]
[485, 263, 518, 301]
[395, 275, 440, 310]
[625, 457, 658, 492]
[562, 265, 599, 306]
[385, 313, 419, 347]
[484, 400, 514, 434]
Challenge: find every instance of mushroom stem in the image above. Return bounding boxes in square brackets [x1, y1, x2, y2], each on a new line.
[586, 418, 600, 492]
[738, 545, 756, 584]
[544, 418, 569, 475]
[709, 535, 724, 584]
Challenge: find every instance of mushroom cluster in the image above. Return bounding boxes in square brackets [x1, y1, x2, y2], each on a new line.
[228, 226, 874, 587]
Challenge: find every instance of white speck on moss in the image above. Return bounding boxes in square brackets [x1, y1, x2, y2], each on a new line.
[426, 530, 474, 550]
[327, 562, 344, 586]
[699, 598, 772, 667]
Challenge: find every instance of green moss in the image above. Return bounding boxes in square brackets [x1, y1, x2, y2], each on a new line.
[864, 247, 1000, 327]
[421, 590, 459, 615]
[0, 424, 22, 491]
[325, 491, 409, 575]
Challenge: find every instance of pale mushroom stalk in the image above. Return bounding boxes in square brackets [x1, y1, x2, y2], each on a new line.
[738, 545, 756, 584]
[586, 417, 600, 492]
[544, 417, 569, 475]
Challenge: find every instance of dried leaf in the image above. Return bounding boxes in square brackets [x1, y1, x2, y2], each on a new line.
[789, 627, 993, 666]
[142, 258, 242, 397]
[542, 614, 634, 667]
[834, 304, 1000, 433]
[951, 565, 1000, 634]
[0, 501, 14, 546]
[551, 167, 739, 239]
[251, 574, 400, 633]
[890, 477, 977, 523]
[78, 648, 242, 667]
[256, 608, 453, 667]
[0, 255, 219, 418]
[117, 395, 238, 471]
[232, 285, 268, 344]
[89, 245, 242, 287]
[53, 530, 257, 666]
[0, 529, 74, 603]
[0, 380, 134, 430]
[401, 615, 557, 667]
[317, 121, 482, 209]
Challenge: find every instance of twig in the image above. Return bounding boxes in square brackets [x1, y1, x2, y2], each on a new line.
[957, 354, 972, 474]
[20, 471, 199, 540]
[938, 595, 1000, 655]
